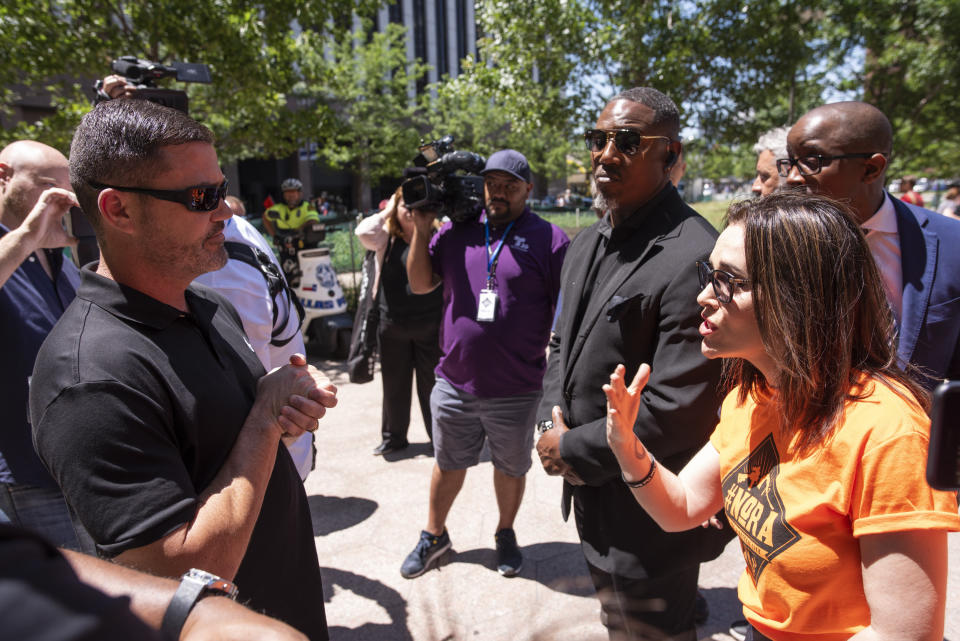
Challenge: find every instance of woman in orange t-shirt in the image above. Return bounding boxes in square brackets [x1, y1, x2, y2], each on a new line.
[604, 192, 960, 641]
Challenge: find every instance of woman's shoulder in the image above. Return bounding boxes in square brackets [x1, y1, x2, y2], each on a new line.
[844, 376, 929, 442]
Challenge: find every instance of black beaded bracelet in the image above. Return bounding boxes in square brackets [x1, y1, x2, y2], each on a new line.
[622, 452, 657, 488]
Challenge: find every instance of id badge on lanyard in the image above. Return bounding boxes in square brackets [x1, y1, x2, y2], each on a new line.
[477, 287, 498, 322]
[476, 218, 515, 323]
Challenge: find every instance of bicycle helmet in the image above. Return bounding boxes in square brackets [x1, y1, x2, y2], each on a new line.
[281, 178, 303, 192]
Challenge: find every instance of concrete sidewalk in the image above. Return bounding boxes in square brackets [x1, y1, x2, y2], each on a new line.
[305, 357, 959, 641]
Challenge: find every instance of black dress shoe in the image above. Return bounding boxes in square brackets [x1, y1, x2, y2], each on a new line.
[372, 440, 408, 456]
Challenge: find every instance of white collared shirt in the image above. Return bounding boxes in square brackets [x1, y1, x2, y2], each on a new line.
[194, 215, 313, 481]
[861, 193, 903, 323]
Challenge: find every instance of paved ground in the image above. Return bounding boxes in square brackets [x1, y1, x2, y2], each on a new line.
[305, 356, 959, 641]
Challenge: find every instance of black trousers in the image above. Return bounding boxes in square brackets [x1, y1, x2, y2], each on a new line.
[747, 627, 773, 641]
[378, 317, 441, 444]
[588, 563, 700, 641]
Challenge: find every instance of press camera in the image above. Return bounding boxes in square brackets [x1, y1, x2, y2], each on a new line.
[401, 135, 486, 223]
[97, 55, 212, 113]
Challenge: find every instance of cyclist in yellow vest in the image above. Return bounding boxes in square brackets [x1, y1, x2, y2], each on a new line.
[262, 178, 321, 239]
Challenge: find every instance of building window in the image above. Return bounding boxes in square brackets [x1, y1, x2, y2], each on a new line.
[435, 0, 448, 77]
[456, 0, 467, 74]
[389, 0, 403, 24]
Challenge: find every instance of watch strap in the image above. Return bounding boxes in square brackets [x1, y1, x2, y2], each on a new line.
[160, 569, 238, 640]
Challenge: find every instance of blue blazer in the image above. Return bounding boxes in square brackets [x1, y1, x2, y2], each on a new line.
[892, 193, 960, 385]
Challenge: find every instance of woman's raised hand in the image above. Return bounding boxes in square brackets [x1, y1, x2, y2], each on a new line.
[603, 363, 651, 456]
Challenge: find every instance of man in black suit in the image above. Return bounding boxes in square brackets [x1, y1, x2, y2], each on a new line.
[536, 87, 727, 640]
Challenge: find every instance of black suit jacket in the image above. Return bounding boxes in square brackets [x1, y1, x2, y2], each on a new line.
[539, 185, 730, 577]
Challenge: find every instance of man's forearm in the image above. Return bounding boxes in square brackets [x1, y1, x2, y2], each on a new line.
[406, 227, 438, 293]
[262, 215, 276, 237]
[63, 548, 177, 627]
[114, 402, 282, 580]
[64, 548, 308, 640]
[0, 226, 37, 289]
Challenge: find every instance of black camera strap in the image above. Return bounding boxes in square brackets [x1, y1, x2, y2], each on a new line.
[224, 241, 305, 347]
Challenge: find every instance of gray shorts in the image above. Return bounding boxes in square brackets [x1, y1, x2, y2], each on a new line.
[430, 377, 541, 476]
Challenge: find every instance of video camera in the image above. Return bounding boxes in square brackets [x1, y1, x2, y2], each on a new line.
[98, 55, 212, 114]
[401, 135, 486, 223]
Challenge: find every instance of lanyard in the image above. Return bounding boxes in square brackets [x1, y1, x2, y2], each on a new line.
[484, 218, 515, 284]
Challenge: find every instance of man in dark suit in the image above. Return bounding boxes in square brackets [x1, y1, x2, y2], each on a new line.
[782, 101, 960, 385]
[536, 87, 728, 640]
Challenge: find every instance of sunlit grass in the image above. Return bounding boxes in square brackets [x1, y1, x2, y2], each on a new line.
[535, 197, 739, 239]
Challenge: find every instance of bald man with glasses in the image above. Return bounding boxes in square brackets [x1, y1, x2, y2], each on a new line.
[781, 101, 960, 386]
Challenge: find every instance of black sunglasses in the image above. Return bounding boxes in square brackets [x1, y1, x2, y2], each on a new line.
[696, 260, 750, 304]
[88, 178, 229, 212]
[775, 153, 881, 178]
[583, 129, 672, 156]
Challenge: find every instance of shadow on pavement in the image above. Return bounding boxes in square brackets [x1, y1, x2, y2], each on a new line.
[307, 494, 378, 536]
[321, 566, 418, 641]
[696, 585, 742, 638]
[445, 541, 595, 597]
[382, 442, 435, 461]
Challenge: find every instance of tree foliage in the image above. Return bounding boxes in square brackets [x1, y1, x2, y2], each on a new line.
[0, 0, 379, 160]
[296, 20, 429, 210]
[832, 0, 960, 174]
[3, 0, 959, 185]
[465, 0, 960, 179]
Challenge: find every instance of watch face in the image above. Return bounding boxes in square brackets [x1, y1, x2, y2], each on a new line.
[536, 419, 554, 434]
[185, 569, 239, 600]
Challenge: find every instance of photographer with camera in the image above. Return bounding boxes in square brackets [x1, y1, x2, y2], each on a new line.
[399, 149, 569, 579]
[355, 188, 443, 457]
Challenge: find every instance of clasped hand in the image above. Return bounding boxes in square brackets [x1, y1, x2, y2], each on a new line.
[535, 406, 585, 486]
[257, 354, 338, 438]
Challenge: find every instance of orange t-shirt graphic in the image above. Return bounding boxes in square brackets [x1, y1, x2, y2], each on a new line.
[710, 379, 960, 640]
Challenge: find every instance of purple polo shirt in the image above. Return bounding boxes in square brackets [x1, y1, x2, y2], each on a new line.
[429, 208, 569, 397]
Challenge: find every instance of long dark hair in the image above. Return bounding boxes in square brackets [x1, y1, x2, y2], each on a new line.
[722, 191, 928, 452]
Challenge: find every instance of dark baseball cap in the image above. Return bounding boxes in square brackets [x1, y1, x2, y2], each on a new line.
[481, 149, 531, 183]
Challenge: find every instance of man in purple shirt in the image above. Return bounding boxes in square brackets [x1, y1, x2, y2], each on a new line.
[403, 149, 569, 579]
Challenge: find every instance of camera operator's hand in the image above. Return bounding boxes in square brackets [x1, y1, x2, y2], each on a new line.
[410, 207, 438, 235]
[100, 75, 138, 100]
[406, 207, 442, 294]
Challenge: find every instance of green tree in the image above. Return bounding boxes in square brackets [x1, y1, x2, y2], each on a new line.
[831, 0, 960, 175]
[419, 0, 595, 191]
[296, 20, 430, 211]
[0, 0, 379, 160]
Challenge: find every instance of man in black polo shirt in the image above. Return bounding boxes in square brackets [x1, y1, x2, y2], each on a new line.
[29, 99, 335, 640]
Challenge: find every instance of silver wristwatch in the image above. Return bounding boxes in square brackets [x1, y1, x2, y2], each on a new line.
[160, 568, 239, 639]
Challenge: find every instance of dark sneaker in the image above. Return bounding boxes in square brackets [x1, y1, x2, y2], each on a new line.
[495, 528, 522, 576]
[400, 530, 450, 578]
[729, 619, 748, 641]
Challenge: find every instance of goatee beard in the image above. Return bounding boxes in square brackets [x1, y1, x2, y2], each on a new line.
[486, 200, 513, 222]
[589, 174, 611, 218]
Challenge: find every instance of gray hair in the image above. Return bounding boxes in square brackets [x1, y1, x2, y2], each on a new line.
[753, 126, 789, 158]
